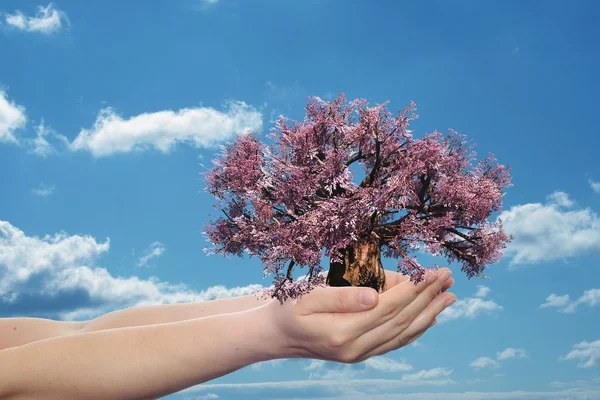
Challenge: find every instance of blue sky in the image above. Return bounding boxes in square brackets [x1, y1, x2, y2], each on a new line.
[1, 0, 599, 399]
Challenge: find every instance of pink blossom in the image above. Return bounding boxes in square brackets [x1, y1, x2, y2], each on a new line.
[203, 94, 513, 303]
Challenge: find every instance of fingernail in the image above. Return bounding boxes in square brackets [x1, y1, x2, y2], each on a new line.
[445, 297, 456, 307]
[440, 271, 451, 284]
[360, 291, 376, 307]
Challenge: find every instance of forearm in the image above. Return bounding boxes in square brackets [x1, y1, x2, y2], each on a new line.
[0, 318, 84, 350]
[0, 305, 283, 400]
[81, 294, 269, 334]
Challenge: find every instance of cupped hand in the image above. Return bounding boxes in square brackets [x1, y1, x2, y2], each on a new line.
[266, 268, 456, 364]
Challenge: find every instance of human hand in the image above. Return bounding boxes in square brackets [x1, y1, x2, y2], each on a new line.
[266, 268, 456, 363]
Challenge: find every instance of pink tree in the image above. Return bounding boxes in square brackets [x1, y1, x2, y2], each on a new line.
[204, 94, 513, 304]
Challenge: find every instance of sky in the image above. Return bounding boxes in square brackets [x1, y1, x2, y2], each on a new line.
[1, 0, 599, 399]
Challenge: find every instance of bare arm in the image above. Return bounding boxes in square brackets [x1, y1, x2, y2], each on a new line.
[0, 304, 281, 400]
[0, 294, 269, 351]
[79, 294, 269, 333]
[0, 268, 454, 400]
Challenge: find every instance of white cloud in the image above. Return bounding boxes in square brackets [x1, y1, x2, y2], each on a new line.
[25, 120, 68, 157]
[470, 347, 528, 370]
[437, 286, 502, 323]
[560, 339, 600, 368]
[540, 293, 571, 309]
[181, 378, 600, 400]
[251, 359, 287, 371]
[469, 357, 500, 370]
[567, 289, 600, 312]
[0, 220, 266, 321]
[498, 191, 600, 265]
[363, 356, 413, 373]
[70, 101, 262, 157]
[183, 376, 458, 397]
[0, 90, 26, 143]
[137, 241, 166, 268]
[496, 348, 528, 361]
[474, 285, 491, 298]
[304, 360, 325, 371]
[541, 289, 600, 313]
[2, 3, 68, 34]
[31, 183, 56, 197]
[547, 191, 574, 208]
[589, 179, 600, 194]
[304, 357, 414, 375]
[303, 358, 448, 385]
[400, 367, 453, 382]
[550, 377, 600, 390]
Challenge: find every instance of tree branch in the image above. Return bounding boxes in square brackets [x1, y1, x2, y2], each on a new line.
[445, 227, 479, 244]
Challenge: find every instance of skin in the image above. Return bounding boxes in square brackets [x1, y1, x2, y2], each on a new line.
[0, 268, 455, 400]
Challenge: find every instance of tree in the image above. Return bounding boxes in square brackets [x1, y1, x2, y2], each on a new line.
[204, 94, 513, 304]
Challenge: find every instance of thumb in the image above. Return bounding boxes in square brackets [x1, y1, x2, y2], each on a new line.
[306, 286, 379, 313]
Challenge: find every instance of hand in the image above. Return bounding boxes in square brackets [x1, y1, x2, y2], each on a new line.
[266, 268, 456, 364]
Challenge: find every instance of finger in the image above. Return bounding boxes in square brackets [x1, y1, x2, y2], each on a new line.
[442, 278, 454, 292]
[346, 269, 441, 336]
[350, 269, 449, 351]
[300, 286, 379, 315]
[362, 293, 454, 359]
[402, 318, 436, 347]
[383, 270, 408, 291]
[393, 269, 451, 325]
[400, 293, 454, 340]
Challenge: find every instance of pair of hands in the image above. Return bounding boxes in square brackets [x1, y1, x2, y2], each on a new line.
[266, 268, 455, 364]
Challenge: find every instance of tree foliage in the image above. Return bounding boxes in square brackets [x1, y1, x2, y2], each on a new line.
[204, 94, 513, 303]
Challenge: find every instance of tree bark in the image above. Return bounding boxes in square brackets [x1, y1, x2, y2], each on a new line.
[326, 241, 387, 293]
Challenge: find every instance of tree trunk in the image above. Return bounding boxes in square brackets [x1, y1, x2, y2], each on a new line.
[326, 241, 387, 293]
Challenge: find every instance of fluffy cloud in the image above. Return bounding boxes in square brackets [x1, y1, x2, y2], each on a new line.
[137, 241, 166, 268]
[470, 347, 528, 370]
[25, 120, 68, 157]
[540, 294, 571, 309]
[400, 367, 453, 383]
[0, 220, 265, 321]
[498, 191, 600, 265]
[363, 356, 413, 373]
[469, 357, 500, 370]
[547, 191, 574, 208]
[31, 183, 56, 197]
[496, 348, 528, 361]
[70, 101, 263, 157]
[300, 357, 414, 379]
[0, 90, 26, 143]
[560, 339, 600, 368]
[541, 289, 600, 313]
[589, 179, 600, 194]
[437, 286, 502, 323]
[302, 357, 450, 386]
[2, 3, 68, 34]
[251, 359, 287, 371]
[474, 285, 491, 298]
[304, 356, 413, 376]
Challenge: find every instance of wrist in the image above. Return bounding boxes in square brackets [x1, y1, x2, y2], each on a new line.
[257, 301, 309, 360]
